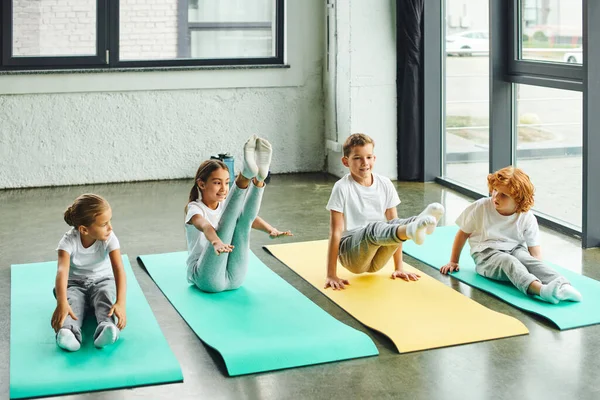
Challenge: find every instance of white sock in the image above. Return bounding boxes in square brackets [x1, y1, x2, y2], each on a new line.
[556, 284, 582, 302]
[242, 135, 259, 179]
[255, 137, 272, 182]
[418, 203, 445, 234]
[405, 216, 436, 245]
[539, 278, 561, 304]
[94, 324, 119, 348]
[56, 328, 80, 352]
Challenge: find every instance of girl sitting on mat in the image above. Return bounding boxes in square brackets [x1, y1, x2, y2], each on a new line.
[185, 135, 292, 293]
[51, 194, 127, 352]
[440, 166, 582, 304]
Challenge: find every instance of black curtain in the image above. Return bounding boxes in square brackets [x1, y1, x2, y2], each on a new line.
[396, 0, 424, 181]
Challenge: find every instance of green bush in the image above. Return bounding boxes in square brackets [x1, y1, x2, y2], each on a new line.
[532, 31, 548, 42]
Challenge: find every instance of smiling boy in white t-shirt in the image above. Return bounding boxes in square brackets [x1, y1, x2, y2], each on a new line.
[325, 133, 444, 290]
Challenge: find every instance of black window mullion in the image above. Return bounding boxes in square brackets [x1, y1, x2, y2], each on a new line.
[107, 0, 119, 67]
[1, 1, 13, 65]
[275, 0, 284, 63]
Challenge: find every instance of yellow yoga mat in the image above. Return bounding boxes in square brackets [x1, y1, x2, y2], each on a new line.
[264, 240, 529, 353]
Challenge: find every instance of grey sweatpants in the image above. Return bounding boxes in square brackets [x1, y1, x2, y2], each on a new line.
[189, 183, 264, 293]
[473, 245, 567, 294]
[339, 217, 417, 274]
[56, 276, 117, 343]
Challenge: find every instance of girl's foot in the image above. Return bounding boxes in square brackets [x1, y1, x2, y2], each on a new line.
[418, 203, 445, 234]
[242, 135, 259, 179]
[556, 284, 582, 302]
[256, 137, 272, 182]
[56, 328, 80, 352]
[406, 216, 436, 245]
[94, 324, 119, 348]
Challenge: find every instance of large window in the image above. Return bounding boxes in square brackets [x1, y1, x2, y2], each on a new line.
[443, 0, 490, 194]
[1, 0, 284, 70]
[430, 0, 600, 246]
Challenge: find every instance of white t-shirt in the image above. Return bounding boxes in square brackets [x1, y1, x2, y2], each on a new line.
[456, 197, 540, 255]
[185, 200, 224, 274]
[56, 228, 120, 279]
[326, 173, 401, 234]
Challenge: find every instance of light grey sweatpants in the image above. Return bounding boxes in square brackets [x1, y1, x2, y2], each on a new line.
[55, 276, 117, 343]
[189, 183, 264, 293]
[338, 217, 417, 274]
[473, 245, 567, 294]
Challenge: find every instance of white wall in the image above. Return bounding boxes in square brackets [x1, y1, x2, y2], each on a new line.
[325, 0, 397, 179]
[0, 0, 324, 189]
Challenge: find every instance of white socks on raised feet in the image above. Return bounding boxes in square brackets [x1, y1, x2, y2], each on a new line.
[56, 328, 81, 352]
[539, 278, 561, 304]
[418, 203, 445, 234]
[255, 137, 272, 182]
[556, 284, 582, 302]
[242, 135, 259, 179]
[405, 216, 437, 245]
[94, 324, 119, 348]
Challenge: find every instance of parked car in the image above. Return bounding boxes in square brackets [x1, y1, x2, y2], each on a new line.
[446, 30, 489, 56]
[563, 47, 583, 64]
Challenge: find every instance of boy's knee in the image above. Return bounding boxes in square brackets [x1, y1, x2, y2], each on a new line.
[340, 259, 366, 274]
[367, 262, 386, 273]
[496, 257, 522, 274]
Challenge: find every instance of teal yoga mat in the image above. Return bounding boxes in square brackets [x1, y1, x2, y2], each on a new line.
[137, 251, 378, 376]
[402, 225, 600, 330]
[10, 256, 183, 399]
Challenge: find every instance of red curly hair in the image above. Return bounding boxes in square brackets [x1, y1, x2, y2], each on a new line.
[487, 166, 535, 213]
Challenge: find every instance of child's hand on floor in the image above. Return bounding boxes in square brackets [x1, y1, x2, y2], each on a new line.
[51, 302, 78, 332]
[440, 262, 460, 274]
[325, 276, 350, 290]
[391, 270, 420, 281]
[211, 240, 234, 255]
[108, 301, 127, 330]
[269, 228, 293, 238]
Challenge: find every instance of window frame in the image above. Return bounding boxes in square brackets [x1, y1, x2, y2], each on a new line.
[1, 0, 109, 68]
[506, 0, 583, 92]
[0, 0, 285, 71]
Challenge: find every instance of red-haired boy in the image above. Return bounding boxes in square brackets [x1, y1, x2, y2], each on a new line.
[441, 166, 582, 304]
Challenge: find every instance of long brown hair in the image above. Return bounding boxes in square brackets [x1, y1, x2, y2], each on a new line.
[188, 159, 229, 204]
[64, 194, 110, 228]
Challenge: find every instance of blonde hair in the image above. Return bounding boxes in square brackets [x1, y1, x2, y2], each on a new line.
[487, 166, 535, 213]
[188, 159, 229, 203]
[64, 194, 110, 228]
[342, 133, 375, 157]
